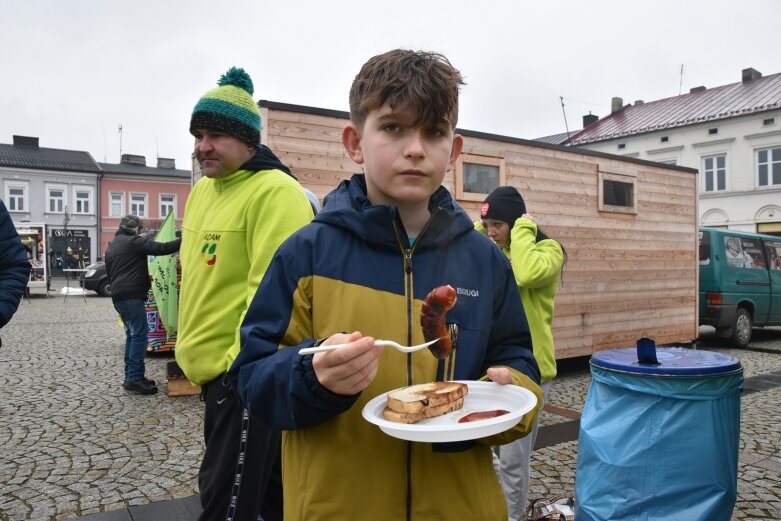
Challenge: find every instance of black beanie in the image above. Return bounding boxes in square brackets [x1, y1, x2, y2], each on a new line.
[481, 186, 526, 226]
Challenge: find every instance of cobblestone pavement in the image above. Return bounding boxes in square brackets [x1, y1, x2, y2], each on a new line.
[1, 282, 780, 520]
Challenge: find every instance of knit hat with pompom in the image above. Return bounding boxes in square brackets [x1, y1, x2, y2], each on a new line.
[190, 67, 261, 147]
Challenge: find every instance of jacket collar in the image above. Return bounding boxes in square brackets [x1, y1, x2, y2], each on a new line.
[316, 174, 474, 249]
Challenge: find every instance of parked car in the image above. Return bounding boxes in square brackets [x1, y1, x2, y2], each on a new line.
[81, 261, 111, 297]
[699, 227, 781, 347]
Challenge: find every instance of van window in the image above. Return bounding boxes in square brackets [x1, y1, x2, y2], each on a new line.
[726, 236, 767, 269]
[766, 241, 781, 271]
[699, 231, 711, 265]
[724, 236, 742, 267]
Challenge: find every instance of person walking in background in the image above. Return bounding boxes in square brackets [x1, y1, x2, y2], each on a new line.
[175, 66, 314, 521]
[0, 199, 32, 349]
[104, 214, 180, 395]
[228, 49, 543, 521]
[477, 185, 566, 520]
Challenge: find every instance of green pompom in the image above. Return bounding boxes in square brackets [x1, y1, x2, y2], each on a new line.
[218, 67, 254, 95]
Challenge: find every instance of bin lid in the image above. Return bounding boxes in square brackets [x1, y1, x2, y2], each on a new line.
[591, 346, 742, 376]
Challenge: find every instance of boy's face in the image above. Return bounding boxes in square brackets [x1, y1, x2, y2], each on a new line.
[342, 104, 463, 209]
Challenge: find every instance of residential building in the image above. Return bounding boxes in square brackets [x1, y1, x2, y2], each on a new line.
[0, 135, 101, 277]
[98, 154, 190, 257]
[566, 68, 781, 236]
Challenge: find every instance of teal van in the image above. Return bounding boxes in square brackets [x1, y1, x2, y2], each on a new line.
[699, 227, 781, 347]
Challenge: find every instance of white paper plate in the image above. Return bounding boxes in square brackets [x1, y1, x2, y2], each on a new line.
[362, 380, 537, 443]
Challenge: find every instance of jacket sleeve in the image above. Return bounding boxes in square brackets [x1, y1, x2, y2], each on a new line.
[509, 219, 564, 289]
[228, 237, 358, 430]
[139, 237, 181, 256]
[0, 201, 32, 328]
[476, 249, 544, 445]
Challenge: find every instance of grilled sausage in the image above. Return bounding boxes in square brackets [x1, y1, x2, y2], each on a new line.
[421, 285, 457, 359]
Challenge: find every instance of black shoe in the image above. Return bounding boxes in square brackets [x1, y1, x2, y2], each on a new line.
[123, 379, 158, 395]
[144, 377, 156, 386]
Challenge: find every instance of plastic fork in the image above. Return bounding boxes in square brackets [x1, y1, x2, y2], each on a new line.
[298, 337, 443, 355]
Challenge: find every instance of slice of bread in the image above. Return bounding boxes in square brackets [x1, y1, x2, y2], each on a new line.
[383, 397, 465, 424]
[386, 381, 468, 414]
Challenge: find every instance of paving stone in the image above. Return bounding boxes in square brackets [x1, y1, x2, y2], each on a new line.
[1, 282, 781, 519]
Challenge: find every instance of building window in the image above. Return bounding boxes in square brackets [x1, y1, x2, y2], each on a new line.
[47, 184, 67, 213]
[660, 136, 669, 143]
[708, 128, 719, 135]
[110, 192, 124, 217]
[73, 187, 93, 214]
[703, 154, 727, 192]
[130, 193, 147, 217]
[160, 194, 176, 218]
[598, 171, 637, 214]
[757, 147, 781, 187]
[763, 118, 775, 126]
[454, 154, 506, 202]
[5, 182, 28, 212]
[617, 143, 626, 150]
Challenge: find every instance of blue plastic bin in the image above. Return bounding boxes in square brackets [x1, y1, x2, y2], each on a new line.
[575, 340, 743, 521]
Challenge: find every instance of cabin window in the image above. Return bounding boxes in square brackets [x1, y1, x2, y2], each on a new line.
[455, 154, 505, 202]
[756, 146, 781, 187]
[702, 154, 727, 192]
[598, 171, 637, 214]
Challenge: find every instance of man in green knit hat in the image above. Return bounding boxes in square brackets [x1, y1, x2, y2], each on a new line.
[176, 67, 314, 521]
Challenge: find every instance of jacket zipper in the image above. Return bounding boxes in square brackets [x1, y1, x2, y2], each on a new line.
[392, 216, 434, 521]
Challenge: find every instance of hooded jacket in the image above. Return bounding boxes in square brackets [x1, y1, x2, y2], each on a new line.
[176, 145, 314, 385]
[0, 200, 31, 331]
[229, 174, 543, 521]
[475, 218, 564, 383]
[103, 229, 180, 302]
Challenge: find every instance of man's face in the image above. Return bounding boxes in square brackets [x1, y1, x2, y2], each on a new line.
[341, 104, 463, 210]
[193, 129, 255, 179]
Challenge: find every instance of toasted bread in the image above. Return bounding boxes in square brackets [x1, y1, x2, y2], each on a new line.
[382, 397, 465, 424]
[386, 381, 468, 414]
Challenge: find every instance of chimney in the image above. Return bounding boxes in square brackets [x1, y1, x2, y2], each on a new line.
[690, 86, 706, 94]
[611, 97, 624, 114]
[13, 135, 39, 147]
[120, 154, 146, 166]
[742, 68, 762, 82]
[582, 113, 598, 128]
[634, 100, 644, 106]
[157, 157, 176, 169]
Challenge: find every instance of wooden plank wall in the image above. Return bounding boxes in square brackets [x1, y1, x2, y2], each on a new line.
[263, 105, 699, 359]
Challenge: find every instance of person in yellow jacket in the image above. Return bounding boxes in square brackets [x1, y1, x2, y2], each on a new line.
[176, 66, 314, 521]
[477, 185, 565, 521]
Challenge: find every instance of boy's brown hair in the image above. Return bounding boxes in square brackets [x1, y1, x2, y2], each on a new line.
[348, 49, 464, 130]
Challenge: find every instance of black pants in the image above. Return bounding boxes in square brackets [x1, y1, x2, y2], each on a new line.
[199, 375, 283, 521]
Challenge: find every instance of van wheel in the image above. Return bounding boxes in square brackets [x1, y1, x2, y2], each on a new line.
[730, 308, 752, 348]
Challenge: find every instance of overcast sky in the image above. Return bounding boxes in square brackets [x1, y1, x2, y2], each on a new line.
[2, 0, 780, 170]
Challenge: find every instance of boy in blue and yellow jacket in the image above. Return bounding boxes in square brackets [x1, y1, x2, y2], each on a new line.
[228, 49, 543, 521]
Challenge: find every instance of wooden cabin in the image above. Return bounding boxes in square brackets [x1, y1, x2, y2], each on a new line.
[259, 100, 699, 359]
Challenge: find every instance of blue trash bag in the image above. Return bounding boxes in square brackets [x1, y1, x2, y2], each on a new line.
[575, 364, 742, 521]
